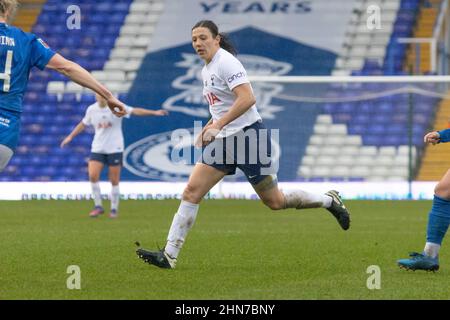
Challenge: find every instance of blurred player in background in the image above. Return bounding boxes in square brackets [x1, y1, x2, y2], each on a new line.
[61, 93, 168, 218]
[136, 20, 351, 269]
[397, 130, 450, 272]
[0, 0, 126, 173]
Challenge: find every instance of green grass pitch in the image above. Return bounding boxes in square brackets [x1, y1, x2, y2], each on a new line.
[1, 199, 449, 299]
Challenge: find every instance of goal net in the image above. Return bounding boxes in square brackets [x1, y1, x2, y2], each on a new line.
[233, 75, 450, 185]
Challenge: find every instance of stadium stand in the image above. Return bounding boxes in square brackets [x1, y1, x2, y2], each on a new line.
[298, 0, 443, 182]
[404, 0, 441, 73]
[45, 0, 164, 96]
[335, 0, 402, 75]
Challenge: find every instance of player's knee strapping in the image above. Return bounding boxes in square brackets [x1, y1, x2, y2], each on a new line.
[426, 195, 450, 245]
[253, 174, 278, 193]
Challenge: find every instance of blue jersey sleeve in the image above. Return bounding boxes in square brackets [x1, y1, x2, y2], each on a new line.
[29, 36, 56, 70]
[437, 129, 450, 143]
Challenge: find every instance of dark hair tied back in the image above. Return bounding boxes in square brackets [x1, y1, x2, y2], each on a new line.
[218, 32, 237, 56]
[192, 20, 237, 56]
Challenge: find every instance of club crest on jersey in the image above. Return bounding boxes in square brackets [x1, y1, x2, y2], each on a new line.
[37, 38, 50, 49]
[97, 122, 112, 129]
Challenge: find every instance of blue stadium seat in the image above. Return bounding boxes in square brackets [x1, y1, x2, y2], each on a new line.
[64, 37, 82, 47]
[353, 114, 371, 124]
[368, 124, 386, 135]
[95, 2, 113, 13]
[62, 94, 77, 103]
[348, 124, 366, 135]
[332, 113, 352, 123]
[9, 156, 24, 166]
[85, 60, 105, 70]
[40, 167, 58, 176]
[60, 167, 77, 176]
[322, 103, 336, 113]
[22, 166, 37, 177]
[387, 124, 407, 135]
[364, 135, 384, 146]
[80, 94, 95, 104]
[32, 146, 50, 155]
[113, 2, 130, 13]
[23, 124, 44, 134]
[356, 102, 373, 113]
[110, 13, 127, 23]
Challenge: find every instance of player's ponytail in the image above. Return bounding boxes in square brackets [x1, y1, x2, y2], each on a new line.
[218, 32, 237, 56]
[192, 20, 237, 56]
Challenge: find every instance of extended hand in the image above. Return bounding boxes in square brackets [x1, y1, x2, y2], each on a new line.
[107, 96, 127, 117]
[60, 136, 72, 148]
[154, 109, 169, 116]
[424, 131, 440, 145]
[195, 122, 222, 147]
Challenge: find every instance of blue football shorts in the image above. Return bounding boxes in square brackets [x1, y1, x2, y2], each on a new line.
[0, 108, 21, 151]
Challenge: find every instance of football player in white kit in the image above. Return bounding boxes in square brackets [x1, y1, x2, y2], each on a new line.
[136, 20, 350, 269]
[60, 93, 168, 218]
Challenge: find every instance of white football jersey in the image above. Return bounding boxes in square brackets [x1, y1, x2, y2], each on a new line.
[202, 48, 261, 138]
[82, 103, 133, 154]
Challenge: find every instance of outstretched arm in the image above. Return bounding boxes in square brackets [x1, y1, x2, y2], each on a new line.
[60, 121, 86, 148]
[424, 129, 450, 145]
[46, 54, 126, 117]
[131, 108, 168, 117]
[437, 129, 450, 143]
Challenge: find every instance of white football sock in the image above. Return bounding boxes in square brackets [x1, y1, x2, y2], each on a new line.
[110, 185, 120, 211]
[283, 190, 332, 209]
[424, 242, 440, 258]
[91, 182, 102, 207]
[165, 200, 199, 259]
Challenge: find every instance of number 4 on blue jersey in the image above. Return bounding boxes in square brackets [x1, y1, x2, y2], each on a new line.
[0, 22, 56, 113]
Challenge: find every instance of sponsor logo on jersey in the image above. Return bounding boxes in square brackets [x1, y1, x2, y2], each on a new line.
[204, 92, 221, 106]
[0, 116, 11, 127]
[227, 71, 245, 83]
[97, 122, 113, 129]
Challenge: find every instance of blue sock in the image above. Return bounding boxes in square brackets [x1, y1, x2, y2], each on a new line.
[426, 195, 450, 245]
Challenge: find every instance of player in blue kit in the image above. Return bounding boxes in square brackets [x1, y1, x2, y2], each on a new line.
[397, 129, 450, 272]
[0, 0, 126, 172]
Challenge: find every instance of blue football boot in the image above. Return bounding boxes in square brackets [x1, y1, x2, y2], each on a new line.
[397, 252, 439, 272]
